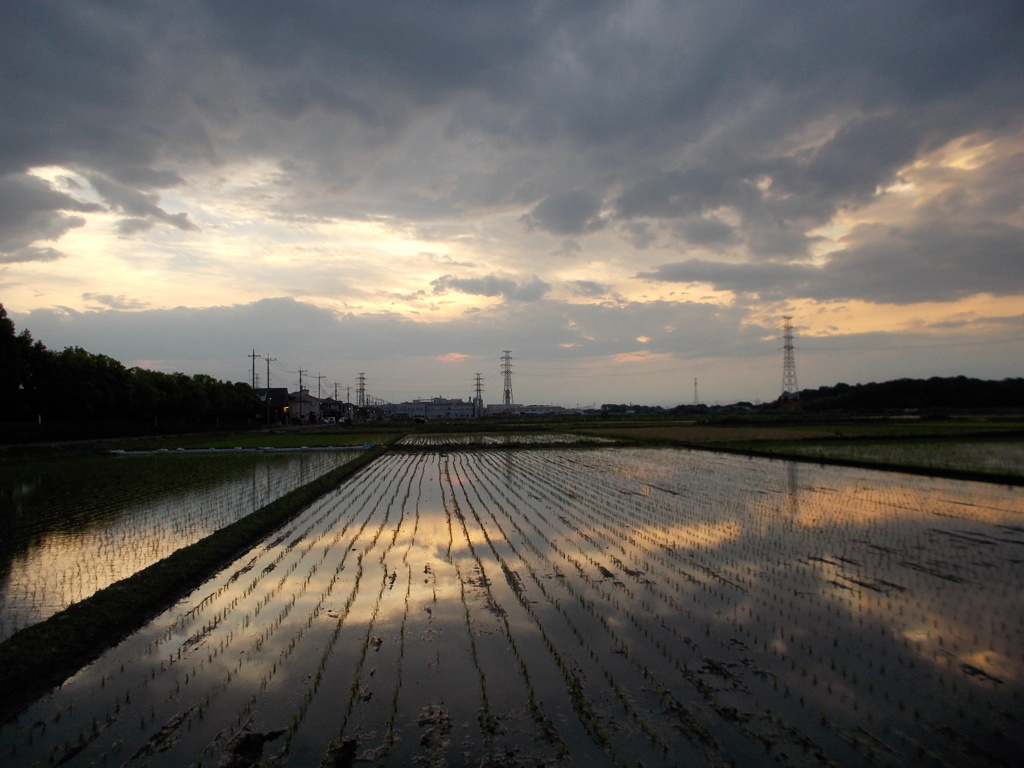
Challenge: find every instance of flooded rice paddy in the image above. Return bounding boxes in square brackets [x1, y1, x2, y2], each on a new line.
[0, 451, 360, 641]
[397, 432, 616, 447]
[2, 447, 1023, 767]
[775, 440, 1024, 477]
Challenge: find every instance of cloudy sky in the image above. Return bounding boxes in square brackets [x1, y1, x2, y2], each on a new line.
[2, 1, 1023, 407]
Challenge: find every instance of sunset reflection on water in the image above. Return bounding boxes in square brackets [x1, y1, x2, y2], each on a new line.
[2, 447, 1021, 767]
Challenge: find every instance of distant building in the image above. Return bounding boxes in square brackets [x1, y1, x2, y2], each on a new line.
[319, 397, 352, 422]
[485, 403, 520, 416]
[384, 397, 476, 420]
[485, 404, 581, 417]
[254, 387, 290, 424]
[520, 404, 580, 416]
[289, 389, 323, 423]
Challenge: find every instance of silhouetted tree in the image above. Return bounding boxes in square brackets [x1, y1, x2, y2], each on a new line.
[0, 306, 260, 435]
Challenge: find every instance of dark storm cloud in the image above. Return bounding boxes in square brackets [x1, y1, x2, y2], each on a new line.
[636, 260, 812, 300]
[550, 239, 583, 259]
[623, 221, 657, 250]
[86, 173, 199, 233]
[109, 167, 187, 190]
[822, 221, 1024, 304]
[612, 115, 926, 259]
[205, 1, 545, 103]
[0, 174, 102, 261]
[569, 280, 611, 298]
[4, 2, 1023, 178]
[1, 0, 1023, 306]
[615, 167, 756, 221]
[432, 274, 551, 303]
[82, 293, 150, 310]
[766, 114, 925, 203]
[0, 247, 65, 265]
[521, 190, 605, 236]
[678, 217, 740, 248]
[0, 2, 214, 176]
[638, 220, 1024, 304]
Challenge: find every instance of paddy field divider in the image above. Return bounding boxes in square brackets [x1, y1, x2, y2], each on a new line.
[0, 443, 391, 724]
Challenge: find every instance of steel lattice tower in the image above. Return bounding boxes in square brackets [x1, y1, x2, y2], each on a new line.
[473, 373, 484, 417]
[501, 351, 514, 407]
[780, 317, 800, 409]
[356, 372, 366, 408]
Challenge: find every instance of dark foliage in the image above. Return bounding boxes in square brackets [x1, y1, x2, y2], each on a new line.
[0, 303, 259, 434]
[796, 376, 1024, 411]
[600, 403, 665, 414]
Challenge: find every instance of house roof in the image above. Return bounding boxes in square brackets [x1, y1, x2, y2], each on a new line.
[254, 387, 290, 408]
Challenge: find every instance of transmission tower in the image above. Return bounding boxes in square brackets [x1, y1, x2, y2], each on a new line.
[356, 373, 366, 408]
[693, 377, 699, 406]
[473, 373, 485, 417]
[500, 351, 514, 407]
[780, 316, 801, 410]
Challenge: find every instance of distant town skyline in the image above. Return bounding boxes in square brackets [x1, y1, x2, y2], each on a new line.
[3, 3, 1022, 406]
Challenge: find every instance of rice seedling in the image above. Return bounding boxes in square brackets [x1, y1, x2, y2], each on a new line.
[2, 446, 1022, 766]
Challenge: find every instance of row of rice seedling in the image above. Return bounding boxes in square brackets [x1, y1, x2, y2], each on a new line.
[0, 451, 361, 641]
[0, 451, 413, 767]
[437, 454, 601, 765]
[156, 453, 419, 767]
[459, 449, 773, 763]
[497, 448, 1024, 765]
[521, 451, 860, 759]
[397, 432, 614, 447]
[449, 451, 715, 766]
[2, 447, 1021, 766]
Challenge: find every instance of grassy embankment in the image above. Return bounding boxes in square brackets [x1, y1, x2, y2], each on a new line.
[0, 426, 403, 464]
[576, 417, 1024, 485]
[0, 442, 390, 724]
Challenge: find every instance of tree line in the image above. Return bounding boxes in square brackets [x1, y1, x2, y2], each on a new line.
[1, 304, 258, 439]
[796, 376, 1024, 412]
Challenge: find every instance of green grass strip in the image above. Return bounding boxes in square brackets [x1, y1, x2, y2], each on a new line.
[0, 445, 388, 724]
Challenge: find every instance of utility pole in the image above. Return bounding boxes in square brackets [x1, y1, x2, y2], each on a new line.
[249, 349, 261, 389]
[316, 374, 326, 422]
[297, 368, 307, 421]
[264, 354, 276, 425]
